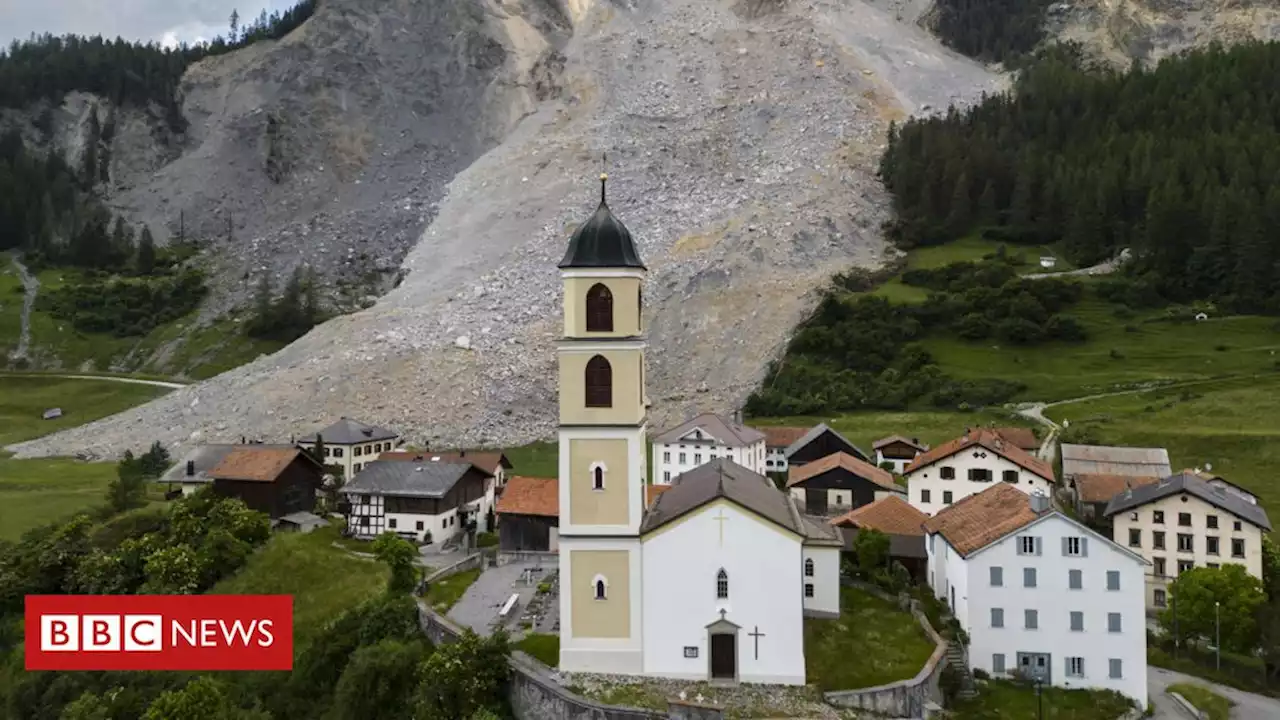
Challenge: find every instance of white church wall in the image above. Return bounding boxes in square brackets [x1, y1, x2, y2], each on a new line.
[641, 499, 807, 685]
[802, 546, 840, 617]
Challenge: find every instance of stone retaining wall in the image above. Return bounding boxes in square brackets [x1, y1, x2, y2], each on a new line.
[425, 551, 484, 583]
[824, 580, 949, 718]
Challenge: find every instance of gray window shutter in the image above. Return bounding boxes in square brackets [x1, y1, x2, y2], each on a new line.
[1110, 659, 1122, 678]
[1025, 609, 1037, 629]
[1107, 570, 1120, 591]
[1024, 567, 1036, 587]
[1034, 537, 1042, 555]
[993, 654, 1005, 673]
[991, 566, 1003, 586]
[1081, 537, 1089, 557]
[1070, 611, 1083, 631]
[1069, 569, 1082, 589]
[1062, 537, 1070, 556]
[1108, 612, 1121, 632]
[991, 608, 1003, 627]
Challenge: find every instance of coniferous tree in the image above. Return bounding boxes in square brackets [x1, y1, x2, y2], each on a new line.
[137, 226, 157, 275]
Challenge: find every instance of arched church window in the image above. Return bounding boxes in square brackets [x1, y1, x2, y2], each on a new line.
[586, 283, 613, 332]
[593, 575, 608, 600]
[638, 286, 643, 328]
[585, 355, 612, 407]
[804, 558, 814, 577]
[591, 462, 606, 491]
[716, 568, 729, 599]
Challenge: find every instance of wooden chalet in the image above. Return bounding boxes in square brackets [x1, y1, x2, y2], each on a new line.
[208, 447, 324, 518]
[786, 452, 904, 516]
[830, 495, 930, 580]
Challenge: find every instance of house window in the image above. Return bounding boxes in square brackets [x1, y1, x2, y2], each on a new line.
[920, 489, 931, 503]
[1017, 536, 1040, 555]
[333, 447, 344, 458]
[1068, 569, 1082, 589]
[1153, 511, 1164, 524]
[361, 495, 371, 504]
[1067, 657, 1085, 677]
[585, 283, 614, 332]
[1107, 613, 1122, 633]
[716, 569, 729, 599]
[1207, 515, 1219, 529]
[1232, 538, 1246, 558]
[416, 521, 424, 531]
[1178, 512, 1192, 527]
[679, 452, 687, 464]
[1153, 531, 1166, 550]
[1064, 536, 1085, 556]
[389, 518, 397, 529]
[593, 575, 608, 600]
[943, 491, 953, 505]
[1109, 659, 1123, 679]
[1070, 612, 1083, 632]
[360, 516, 369, 527]
[1234, 520, 1243, 531]
[1154, 557, 1167, 577]
[1107, 570, 1120, 591]
[804, 583, 814, 598]
[1208, 562, 1219, 569]
[354, 446, 363, 457]
[1128, 529, 1141, 547]
[324, 447, 332, 457]
[968, 468, 992, 482]
[585, 355, 613, 407]
[1207, 536, 1220, 555]
[442, 519, 448, 529]
[990, 566, 1003, 587]
[941, 466, 955, 480]
[1177, 533, 1194, 552]
[992, 654, 1006, 674]
[663, 471, 671, 482]
[663, 452, 671, 462]
[1023, 568, 1037, 588]
[804, 558, 815, 577]
[1024, 609, 1038, 629]
[1002, 470, 1018, 483]
[1154, 589, 1167, 607]
[591, 464, 606, 491]
[990, 608, 1004, 628]
[694, 454, 702, 464]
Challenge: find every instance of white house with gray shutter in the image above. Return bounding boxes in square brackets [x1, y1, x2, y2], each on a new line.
[924, 484, 1149, 708]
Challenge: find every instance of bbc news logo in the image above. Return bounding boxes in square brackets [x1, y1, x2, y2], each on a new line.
[25, 595, 293, 671]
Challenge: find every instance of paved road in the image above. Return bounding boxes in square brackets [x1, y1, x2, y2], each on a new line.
[1149, 666, 1280, 719]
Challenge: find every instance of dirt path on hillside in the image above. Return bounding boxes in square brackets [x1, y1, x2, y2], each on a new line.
[8, 254, 39, 362]
[0, 372, 187, 390]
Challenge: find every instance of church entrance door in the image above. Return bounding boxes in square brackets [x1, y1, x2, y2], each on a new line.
[710, 633, 737, 680]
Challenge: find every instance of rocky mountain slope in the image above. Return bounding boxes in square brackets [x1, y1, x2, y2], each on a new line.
[1049, 0, 1280, 64]
[10, 0, 1005, 458]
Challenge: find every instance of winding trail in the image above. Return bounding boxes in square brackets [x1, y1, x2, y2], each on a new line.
[0, 372, 188, 390]
[8, 254, 39, 361]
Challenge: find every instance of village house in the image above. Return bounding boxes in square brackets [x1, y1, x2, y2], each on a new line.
[905, 428, 1055, 516]
[207, 446, 325, 519]
[991, 427, 1040, 454]
[495, 475, 559, 552]
[761, 426, 809, 474]
[925, 483, 1148, 708]
[381, 449, 510, 530]
[830, 495, 930, 581]
[786, 451, 903, 516]
[160, 443, 246, 497]
[872, 435, 929, 474]
[1190, 467, 1259, 506]
[1061, 443, 1172, 520]
[651, 412, 767, 483]
[785, 423, 870, 467]
[296, 417, 403, 480]
[1105, 471, 1272, 610]
[339, 459, 492, 544]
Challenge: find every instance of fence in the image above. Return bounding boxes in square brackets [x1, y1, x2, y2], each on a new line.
[824, 580, 949, 717]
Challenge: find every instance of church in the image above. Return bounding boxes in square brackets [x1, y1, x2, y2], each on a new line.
[555, 173, 843, 685]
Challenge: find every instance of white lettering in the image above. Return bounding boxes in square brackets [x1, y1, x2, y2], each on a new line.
[82, 615, 121, 651]
[41, 615, 80, 652]
[124, 615, 163, 651]
[256, 619, 274, 647]
[171, 620, 198, 647]
[200, 619, 218, 646]
[220, 619, 255, 646]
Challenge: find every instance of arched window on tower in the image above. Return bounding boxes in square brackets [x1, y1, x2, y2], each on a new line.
[593, 575, 608, 600]
[586, 283, 614, 332]
[638, 286, 643, 329]
[585, 355, 612, 407]
[591, 462, 606, 491]
[716, 568, 729, 599]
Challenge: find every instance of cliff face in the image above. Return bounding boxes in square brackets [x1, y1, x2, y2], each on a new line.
[1048, 0, 1280, 64]
[10, 0, 1006, 459]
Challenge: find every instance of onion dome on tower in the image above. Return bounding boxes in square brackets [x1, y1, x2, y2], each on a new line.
[558, 172, 646, 270]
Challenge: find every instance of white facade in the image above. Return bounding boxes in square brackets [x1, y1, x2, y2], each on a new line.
[927, 514, 1148, 707]
[874, 450, 918, 475]
[802, 546, 840, 617]
[298, 437, 401, 480]
[653, 434, 767, 485]
[641, 499, 815, 684]
[908, 452, 1053, 516]
[344, 493, 465, 544]
[765, 447, 790, 474]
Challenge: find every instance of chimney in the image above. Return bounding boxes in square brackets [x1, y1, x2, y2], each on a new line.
[186, 460, 195, 477]
[460, 449, 466, 458]
[734, 409, 743, 425]
[1029, 492, 1050, 514]
[241, 435, 246, 444]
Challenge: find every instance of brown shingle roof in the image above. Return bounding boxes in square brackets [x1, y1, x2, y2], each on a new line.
[786, 452, 900, 491]
[830, 495, 929, 536]
[905, 429, 1055, 483]
[1075, 473, 1159, 504]
[760, 426, 809, 449]
[495, 476, 558, 517]
[992, 427, 1039, 451]
[923, 483, 1041, 557]
[380, 450, 511, 475]
[209, 447, 312, 483]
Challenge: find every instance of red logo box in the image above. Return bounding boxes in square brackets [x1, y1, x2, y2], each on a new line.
[25, 595, 293, 671]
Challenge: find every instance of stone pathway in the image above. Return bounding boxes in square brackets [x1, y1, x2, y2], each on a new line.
[447, 558, 557, 635]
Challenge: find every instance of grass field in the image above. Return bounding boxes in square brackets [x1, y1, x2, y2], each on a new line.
[1167, 683, 1232, 720]
[804, 587, 937, 691]
[0, 374, 170, 445]
[424, 568, 481, 613]
[871, 236, 1071, 304]
[515, 633, 559, 667]
[951, 680, 1134, 720]
[212, 526, 389, 649]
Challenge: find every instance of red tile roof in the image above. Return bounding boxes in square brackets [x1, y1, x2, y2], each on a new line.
[993, 427, 1040, 452]
[922, 483, 1042, 556]
[830, 495, 928, 536]
[759, 426, 810, 449]
[208, 447, 314, 483]
[495, 476, 558, 517]
[786, 452, 899, 491]
[1075, 473, 1159, 504]
[905, 429, 1054, 483]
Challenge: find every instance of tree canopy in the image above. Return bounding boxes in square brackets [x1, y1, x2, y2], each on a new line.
[1159, 564, 1266, 653]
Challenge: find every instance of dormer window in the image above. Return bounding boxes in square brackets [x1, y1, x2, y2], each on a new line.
[586, 283, 614, 332]
[585, 355, 612, 407]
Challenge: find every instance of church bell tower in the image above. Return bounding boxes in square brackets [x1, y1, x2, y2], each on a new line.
[556, 171, 648, 674]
